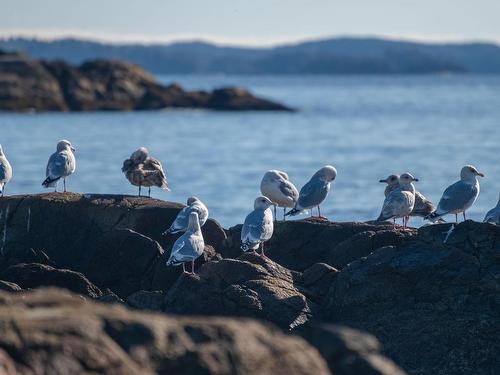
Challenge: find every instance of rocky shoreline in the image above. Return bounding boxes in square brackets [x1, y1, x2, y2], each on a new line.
[0, 193, 498, 374]
[0, 50, 293, 112]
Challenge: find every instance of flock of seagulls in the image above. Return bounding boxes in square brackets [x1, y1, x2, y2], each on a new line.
[0, 140, 497, 275]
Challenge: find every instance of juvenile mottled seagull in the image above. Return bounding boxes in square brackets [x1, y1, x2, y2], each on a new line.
[42, 140, 76, 192]
[122, 147, 169, 197]
[377, 172, 418, 228]
[166, 212, 205, 274]
[426, 165, 484, 223]
[379, 174, 400, 197]
[411, 190, 437, 218]
[285, 165, 337, 218]
[483, 193, 500, 224]
[0, 145, 12, 197]
[260, 170, 299, 221]
[241, 196, 274, 257]
[163, 196, 209, 235]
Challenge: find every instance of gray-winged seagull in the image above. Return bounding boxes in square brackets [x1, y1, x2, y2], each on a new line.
[426, 165, 484, 223]
[163, 196, 209, 235]
[260, 170, 299, 221]
[0, 145, 12, 197]
[241, 196, 274, 257]
[483, 193, 500, 224]
[42, 140, 76, 192]
[285, 165, 337, 218]
[377, 172, 418, 228]
[166, 211, 205, 274]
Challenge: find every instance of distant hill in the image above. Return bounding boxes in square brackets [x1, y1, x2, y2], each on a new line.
[1, 36, 500, 74]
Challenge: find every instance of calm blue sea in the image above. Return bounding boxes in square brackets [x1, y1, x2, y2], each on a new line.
[1, 75, 499, 227]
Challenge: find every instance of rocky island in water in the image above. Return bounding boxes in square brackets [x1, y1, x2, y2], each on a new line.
[0, 50, 292, 112]
[0, 193, 498, 374]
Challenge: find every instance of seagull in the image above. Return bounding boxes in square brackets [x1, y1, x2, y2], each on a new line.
[122, 147, 169, 197]
[483, 193, 500, 224]
[260, 170, 299, 221]
[0, 145, 12, 197]
[42, 140, 76, 192]
[377, 172, 418, 228]
[379, 174, 400, 197]
[166, 212, 205, 274]
[285, 165, 337, 218]
[241, 196, 274, 257]
[163, 196, 209, 235]
[426, 165, 484, 223]
[411, 190, 437, 218]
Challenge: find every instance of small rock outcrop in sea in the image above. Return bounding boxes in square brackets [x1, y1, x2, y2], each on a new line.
[0, 50, 293, 112]
[0, 288, 330, 375]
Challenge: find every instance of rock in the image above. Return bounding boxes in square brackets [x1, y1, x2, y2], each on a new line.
[0, 193, 225, 297]
[0, 280, 21, 292]
[0, 263, 102, 298]
[164, 253, 317, 329]
[126, 290, 164, 311]
[323, 221, 500, 375]
[298, 323, 407, 375]
[0, 50, 292, 112]
[0, 288, 330, 375]
[300, 263, 339, 304]
[223, 219, 414, 271]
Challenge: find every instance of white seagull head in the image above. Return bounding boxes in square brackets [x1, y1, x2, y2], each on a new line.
[57, 139, 75, 152]
[254, 196, 275, 210]
[460, 165, 484, 180]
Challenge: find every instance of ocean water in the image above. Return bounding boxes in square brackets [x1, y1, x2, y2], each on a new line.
[1, 74, 499, 227]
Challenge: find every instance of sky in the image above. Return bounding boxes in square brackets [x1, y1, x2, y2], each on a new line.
[2, 0, 500, 46]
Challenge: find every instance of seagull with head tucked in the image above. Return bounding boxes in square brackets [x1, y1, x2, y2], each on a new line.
[377, 172, 418, 228]
[285, 165, 337, 218]
[260, 170, 299, 221]
[426, 165, 484, 223]
[42, 139, 76, 193]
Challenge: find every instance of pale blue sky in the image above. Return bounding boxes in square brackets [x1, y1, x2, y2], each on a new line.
[2, 0, 500, 45]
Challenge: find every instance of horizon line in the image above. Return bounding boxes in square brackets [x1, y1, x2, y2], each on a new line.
[1, 30, 500, 48]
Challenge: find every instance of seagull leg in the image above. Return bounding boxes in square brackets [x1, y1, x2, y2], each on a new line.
[191, 260, 195, 275]
[138, 185, 141, 196]
[260, 242, 266, 258]
[463, 212, 466, 221]
[318, 206, 321, 218]
[148, 187, 151, 197]
[182, 263, 186, 273]
[63, 178, 66, 193]
[455, 213, 458, 223]
[283, 207, 286, 221]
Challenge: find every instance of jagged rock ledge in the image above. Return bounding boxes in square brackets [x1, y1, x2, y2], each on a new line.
[0, 50, 293, 112]
[0, 193, 498, 375]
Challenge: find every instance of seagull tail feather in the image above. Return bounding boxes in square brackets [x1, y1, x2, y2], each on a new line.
[424, 211, 444, 222]
[42, 176, 60, 188]
[285, 208, 300, 217]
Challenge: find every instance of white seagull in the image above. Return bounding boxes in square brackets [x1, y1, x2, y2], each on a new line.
[285, 165, 337, 218]
[241, 196, 274, 257]
[166, 212, 205, 274]
[377, 172, 418, 228]
[42, 140, 76, 192]
[163, 196, 209, 235]
[0, 145, 12, 197]
[426, 165, 484, 223]
[260, 170, 299, 221]
[483, 193, 500, 224]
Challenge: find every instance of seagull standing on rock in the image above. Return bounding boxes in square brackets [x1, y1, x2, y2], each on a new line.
[166, 212, 205, 274]
[260, 170, 299, 221]
[42, 140, 76, 192]
[377, 172, 418, 228]
[0, 145, 12, 197]
[163, 196, 209, 235]
[241, 196, 275, 257]
[285, 165, 337, 218]
[122, 147, 169, 197]
[426, 165, 484, 223]
[483, 193, 500, 224]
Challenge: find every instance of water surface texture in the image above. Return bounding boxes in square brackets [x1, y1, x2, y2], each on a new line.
[1, 75, 499, 227]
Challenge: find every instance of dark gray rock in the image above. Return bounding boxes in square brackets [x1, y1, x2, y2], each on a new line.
[0, 280, 21, 292]
[126, 290, 164, 311]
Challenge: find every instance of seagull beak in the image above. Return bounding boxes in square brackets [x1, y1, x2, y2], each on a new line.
[71, 146, 76, 152]
[413, 178, 419, 182]
[379, 179, 386, 183]
[477, 172, 484, 177]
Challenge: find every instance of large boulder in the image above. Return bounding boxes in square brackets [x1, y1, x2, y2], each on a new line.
[0, 193, 226, 297]
[0, 288, 330, 375]
[164, 253, 317, 329]
[323, 221, 500, 375]
[223, 219, 415, 271]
